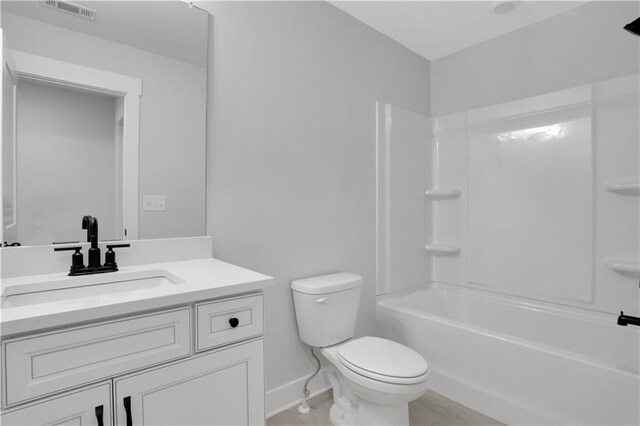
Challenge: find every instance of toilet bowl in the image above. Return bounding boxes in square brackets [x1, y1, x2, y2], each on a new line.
[291, 273, 430, 425]
[322, 336, 430, 425]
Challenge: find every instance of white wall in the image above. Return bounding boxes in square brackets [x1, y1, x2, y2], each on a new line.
[198, 0, 430, 406]
[17, 81, 117, 245]
[431, 1, 640, 116]
[2, 13, 207, 241]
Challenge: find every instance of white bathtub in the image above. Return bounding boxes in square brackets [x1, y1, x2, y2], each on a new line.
[377, 283, 640, 425]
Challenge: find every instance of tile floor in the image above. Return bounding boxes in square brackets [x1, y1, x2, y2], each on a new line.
[267, 390, 504, 426]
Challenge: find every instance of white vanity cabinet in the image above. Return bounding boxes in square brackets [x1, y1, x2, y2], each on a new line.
[1, 293, 266, 426]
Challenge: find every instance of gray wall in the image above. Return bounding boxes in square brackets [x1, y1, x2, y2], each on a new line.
[431, 1, 640, 116]
[17, 81, 116, 245]
[198, 1, 430, 394]
[2, 13, 207, 240]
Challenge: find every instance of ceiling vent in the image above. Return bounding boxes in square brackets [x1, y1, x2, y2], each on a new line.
[41, 0, 96, 21]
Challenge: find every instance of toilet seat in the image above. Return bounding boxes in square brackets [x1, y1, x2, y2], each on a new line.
[322, 343, 430, 399]
[336, 337, 429, 385]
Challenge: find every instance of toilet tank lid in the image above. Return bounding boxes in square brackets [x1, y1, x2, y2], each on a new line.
[291, 272, 362, 294]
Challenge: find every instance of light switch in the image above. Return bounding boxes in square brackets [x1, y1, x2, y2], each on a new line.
[143, 195, 166, 211]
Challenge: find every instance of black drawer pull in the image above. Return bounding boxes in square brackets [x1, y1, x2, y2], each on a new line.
[95, 405, 104, 426]
[229, 317, 239, 328]
[124, 396, 132, 426]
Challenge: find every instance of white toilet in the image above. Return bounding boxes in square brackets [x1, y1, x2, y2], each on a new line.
[291, 273, 429, 426]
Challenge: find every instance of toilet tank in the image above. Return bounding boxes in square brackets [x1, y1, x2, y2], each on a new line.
[291, 273, 362, 347]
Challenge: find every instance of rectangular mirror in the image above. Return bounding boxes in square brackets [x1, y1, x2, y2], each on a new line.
[1, 1, 208, 246]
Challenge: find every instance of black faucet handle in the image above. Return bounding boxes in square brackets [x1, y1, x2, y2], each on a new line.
[104, 244, 130, 268]
[54, 245, 83, 252]
[106, 243, 131, 249]
[54, 246, 85, 272]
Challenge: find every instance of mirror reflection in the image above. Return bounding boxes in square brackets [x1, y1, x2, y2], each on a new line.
[1, 1, 208, 246]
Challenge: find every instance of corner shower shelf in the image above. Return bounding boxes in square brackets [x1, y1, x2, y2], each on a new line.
[425, 188, 462, 200]
[605, 258, 640, 276]
[425, 244, 461, 256]
[605, 180, 639, 196]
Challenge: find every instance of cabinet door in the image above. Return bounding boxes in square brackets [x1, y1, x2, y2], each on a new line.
[115, 339, 264, 426]
[1, 383, 112, 426]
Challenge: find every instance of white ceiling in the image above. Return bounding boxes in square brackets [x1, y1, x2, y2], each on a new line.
[329, 1, 590, 61]
[1, 1, 208, 66]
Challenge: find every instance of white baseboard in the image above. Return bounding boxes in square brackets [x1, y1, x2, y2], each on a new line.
[266, 369, 332, 418]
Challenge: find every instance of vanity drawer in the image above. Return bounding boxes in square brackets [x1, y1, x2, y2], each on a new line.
[3, 307, 191, 407]
[196, 294, 263, 351]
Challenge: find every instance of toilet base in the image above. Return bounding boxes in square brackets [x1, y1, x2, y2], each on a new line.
[329, 400, 410, 426]
[325, 361, 416, 426]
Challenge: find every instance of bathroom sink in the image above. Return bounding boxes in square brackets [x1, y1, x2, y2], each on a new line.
[1, 270, 185, 308]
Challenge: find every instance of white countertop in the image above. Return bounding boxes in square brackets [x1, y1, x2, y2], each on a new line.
[0, 258, 273, 337]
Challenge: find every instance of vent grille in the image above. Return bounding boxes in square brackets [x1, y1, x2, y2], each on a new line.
[41, 0, 96, 21]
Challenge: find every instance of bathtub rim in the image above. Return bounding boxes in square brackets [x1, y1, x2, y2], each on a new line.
[378, 281, 634, 323]
[377, 282, 639, 378]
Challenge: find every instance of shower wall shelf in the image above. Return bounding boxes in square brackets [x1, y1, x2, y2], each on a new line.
[605, 180, 639, 196]
[605, 258, 640, 276]
[425, 188, 462, 200]
[425, 244, 461, 256]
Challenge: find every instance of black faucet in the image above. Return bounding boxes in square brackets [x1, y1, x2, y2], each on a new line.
[617, 311, 640, 327]
[55, 215, 129, 276]
[82, 215, 101, 268]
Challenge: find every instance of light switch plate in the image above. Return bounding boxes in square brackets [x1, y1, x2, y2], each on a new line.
[143, 195, 166, 211]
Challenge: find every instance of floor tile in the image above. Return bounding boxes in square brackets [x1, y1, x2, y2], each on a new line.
[409, 402, 444, 426]
[267, 390, 503, 426]
[414, 390, 463, 415]
[433, 406, 504, 426]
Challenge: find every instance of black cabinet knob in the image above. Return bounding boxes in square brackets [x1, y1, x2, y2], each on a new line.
[229, 317, 239, 328]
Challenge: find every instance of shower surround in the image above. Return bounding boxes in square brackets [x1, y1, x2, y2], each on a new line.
[376, 73, 640, 425]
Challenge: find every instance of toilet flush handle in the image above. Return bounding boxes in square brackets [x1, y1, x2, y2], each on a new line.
[315, 297, 328, 304]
